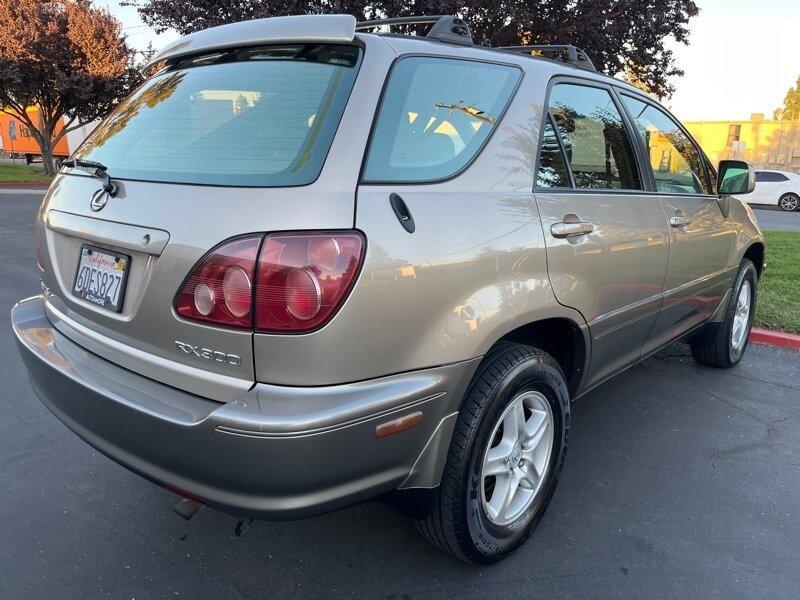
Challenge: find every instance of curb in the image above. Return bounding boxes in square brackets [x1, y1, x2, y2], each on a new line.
[750, 328, 800, 350]
[0, 182, 50, 189]
[0, 188, 47, 195]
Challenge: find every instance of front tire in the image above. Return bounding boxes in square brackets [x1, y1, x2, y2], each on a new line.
[416, 342, 569, 564]
[689, 259, 757, 368]
[779, 193, 799, 212]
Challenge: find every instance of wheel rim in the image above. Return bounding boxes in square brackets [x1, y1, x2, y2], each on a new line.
[480, 391, 554, 527]
[780, 195, 798, 211]
[731, 280, 752, 351]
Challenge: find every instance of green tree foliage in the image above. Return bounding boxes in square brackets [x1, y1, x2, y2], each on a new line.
[774, 76, 800, 120]
[125, 0, 699, 99]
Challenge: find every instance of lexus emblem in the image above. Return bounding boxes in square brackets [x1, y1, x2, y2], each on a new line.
[90, 189, 109, 212]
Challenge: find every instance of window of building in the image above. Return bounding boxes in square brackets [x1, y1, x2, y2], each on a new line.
[727, 124, 742, 147]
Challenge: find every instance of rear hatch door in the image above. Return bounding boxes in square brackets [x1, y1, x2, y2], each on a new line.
[38, 40, 382, 401]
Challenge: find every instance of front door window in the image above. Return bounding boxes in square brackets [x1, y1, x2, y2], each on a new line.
[621, 96, 711, 195]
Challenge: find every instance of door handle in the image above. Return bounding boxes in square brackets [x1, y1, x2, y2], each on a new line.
[669, 215, 692, 228]
[389, 193, 415, 233]
[551, 220, 594, 238]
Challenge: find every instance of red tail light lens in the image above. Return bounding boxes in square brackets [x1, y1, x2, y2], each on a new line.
[175, 232, 364, 333]
[255, 233, 364, 332]
[174, 236, 260, 329]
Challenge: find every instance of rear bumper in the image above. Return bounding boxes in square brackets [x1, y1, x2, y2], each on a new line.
[12, 295, 477, 519]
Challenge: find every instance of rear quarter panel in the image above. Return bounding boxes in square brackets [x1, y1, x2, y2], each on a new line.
[253, 56, 585, 385]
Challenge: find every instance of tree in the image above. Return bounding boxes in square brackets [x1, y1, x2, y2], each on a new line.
[0, 0, 142, 174]
[774, 76, 800, 120]
[124, 0, 698, 98]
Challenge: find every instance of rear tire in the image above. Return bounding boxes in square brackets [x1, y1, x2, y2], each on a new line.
[689, 259, 757, 368]
[416, 342, 569, 564]
[779, 193, 799, 211]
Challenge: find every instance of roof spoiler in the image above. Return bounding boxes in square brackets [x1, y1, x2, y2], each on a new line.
[144, 14, 357, 70]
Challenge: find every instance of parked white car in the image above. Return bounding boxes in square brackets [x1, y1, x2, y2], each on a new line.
[745, 170, 800, 211]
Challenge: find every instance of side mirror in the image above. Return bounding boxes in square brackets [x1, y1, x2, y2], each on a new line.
[718, 160, 755, 196]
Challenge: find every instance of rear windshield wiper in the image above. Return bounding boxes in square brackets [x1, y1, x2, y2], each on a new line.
[62, 158, 119, 197]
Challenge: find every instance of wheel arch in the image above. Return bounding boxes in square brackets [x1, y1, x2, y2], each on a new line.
[743, 242, 765, 279]
[492, 317, 588, 397]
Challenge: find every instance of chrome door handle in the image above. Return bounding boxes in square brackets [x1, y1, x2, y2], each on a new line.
[551, 220, 594, 238]
[669, 215, 692, 228]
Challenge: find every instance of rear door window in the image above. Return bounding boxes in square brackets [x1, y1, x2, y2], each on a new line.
[362, 57, 521, 183]
[544, 83, 642, 190]
[73, 44, 362, 187]
[536, 119, 572, 188]
[621, 95, 712, 195]
[756, 171, 790, 183]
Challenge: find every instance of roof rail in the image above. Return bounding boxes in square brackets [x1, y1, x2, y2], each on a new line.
[498, 45, 596, 72]
[356, 15, 473, 46]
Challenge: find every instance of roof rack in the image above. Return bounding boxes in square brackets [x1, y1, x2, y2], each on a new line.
[498, 45, 596, 72]
[355, 16, 596, 71]
[356, 15, 474, 46]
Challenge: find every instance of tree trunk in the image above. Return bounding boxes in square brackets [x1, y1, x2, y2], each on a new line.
[37, 129, 57, 176]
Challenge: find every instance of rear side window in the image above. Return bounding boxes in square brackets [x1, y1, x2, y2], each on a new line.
[544, 83, 642, 190]
[73, 45, 362, 187]
[362, 57, 521, 183]
[621, 96, 711, 195]
[756, 171, 790, 183]
[536, 120, 572, 188]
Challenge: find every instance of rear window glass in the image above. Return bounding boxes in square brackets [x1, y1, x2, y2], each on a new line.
[362, 57, 521, 183]
[73, 45, 362, 187]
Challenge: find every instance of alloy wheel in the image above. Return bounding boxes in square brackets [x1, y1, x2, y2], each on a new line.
[780, 194, 799, 211]
[731, 280, 752, 351]
[480, 391, 554, 526]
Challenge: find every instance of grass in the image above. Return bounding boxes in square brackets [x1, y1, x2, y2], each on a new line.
[755, 231, 800, 335]
[0, 161, 52, 184]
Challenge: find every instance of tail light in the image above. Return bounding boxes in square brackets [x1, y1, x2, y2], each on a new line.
[175, 232, 364, 333]
[175, 236, 261, 329]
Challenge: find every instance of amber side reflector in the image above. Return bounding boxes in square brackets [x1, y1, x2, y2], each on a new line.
[375, 411, 423, 438]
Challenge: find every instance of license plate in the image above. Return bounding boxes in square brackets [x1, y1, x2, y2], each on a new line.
[72, 245, 131, 313]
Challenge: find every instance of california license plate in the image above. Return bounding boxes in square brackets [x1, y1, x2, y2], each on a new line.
[72, 245, 131, 313]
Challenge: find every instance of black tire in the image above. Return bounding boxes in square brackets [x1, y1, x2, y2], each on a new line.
[416, 342, 569, 564]
[689, 259, 757, 368]
[779, 193, 799, 212]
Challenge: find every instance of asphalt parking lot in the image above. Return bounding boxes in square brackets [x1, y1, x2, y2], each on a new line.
[751, 205, 800, 232]
[2, 192, 799, 599]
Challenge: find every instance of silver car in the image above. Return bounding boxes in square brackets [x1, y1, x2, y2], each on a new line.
[12, 14, 764, 563]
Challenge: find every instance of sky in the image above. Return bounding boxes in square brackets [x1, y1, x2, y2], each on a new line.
[105, 0, 800, 122]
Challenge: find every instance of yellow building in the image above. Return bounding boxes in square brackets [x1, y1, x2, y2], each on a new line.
[685, 114, 800, 174]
